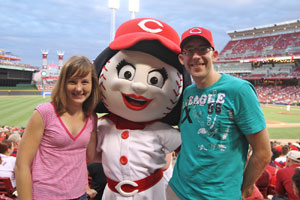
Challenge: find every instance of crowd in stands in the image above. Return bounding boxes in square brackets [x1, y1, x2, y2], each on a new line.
[250, 141, 300, 200]
[256, 85, 300, 105]
[0, 60, 39, 71]
[0, 125, 300, 199]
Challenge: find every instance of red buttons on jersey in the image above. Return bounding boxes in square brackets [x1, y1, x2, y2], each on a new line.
[120, 156, 128, 165]
[121, 131, 129, 139]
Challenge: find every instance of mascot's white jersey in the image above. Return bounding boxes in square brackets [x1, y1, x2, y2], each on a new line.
[96, 117, 181, 200]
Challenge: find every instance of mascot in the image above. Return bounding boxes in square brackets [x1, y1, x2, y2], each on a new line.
[94, 18, 190, 200]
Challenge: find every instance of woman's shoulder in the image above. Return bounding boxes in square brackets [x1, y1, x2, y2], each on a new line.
[35, 102, 56, 124]
[36, 101, 52, 110]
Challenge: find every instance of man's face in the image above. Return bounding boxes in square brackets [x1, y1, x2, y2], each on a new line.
[178, 37, 218, 81]
[98, 50, 183, 122]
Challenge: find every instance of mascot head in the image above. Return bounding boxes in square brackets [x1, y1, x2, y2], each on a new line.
[94, 18, 190, 125]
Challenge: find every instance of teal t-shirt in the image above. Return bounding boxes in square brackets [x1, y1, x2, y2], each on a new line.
[169, 73, 266, 200]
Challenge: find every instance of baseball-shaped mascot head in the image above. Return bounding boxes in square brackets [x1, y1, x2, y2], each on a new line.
[94, 18, 190, 125]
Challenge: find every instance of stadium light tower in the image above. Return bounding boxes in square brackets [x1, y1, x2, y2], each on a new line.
[129, 0, 139, 19]
[41, 49, 49, 69]
[108, 0, 120, 41]
[57, 51, 64, 70]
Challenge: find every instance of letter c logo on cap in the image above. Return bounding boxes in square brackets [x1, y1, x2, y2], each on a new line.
[189, 28, 202, 34]
[138, 19, 163, 33]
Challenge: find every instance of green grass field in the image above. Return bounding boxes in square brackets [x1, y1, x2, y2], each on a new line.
[0, 96, 299, 139]
[0, 96, 51, 127]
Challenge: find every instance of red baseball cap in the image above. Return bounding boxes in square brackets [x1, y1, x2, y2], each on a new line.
[180, 27, 215, 50]
[109, 18, 181, 54]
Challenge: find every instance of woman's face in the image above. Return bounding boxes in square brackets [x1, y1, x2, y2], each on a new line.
[66, 71, 92, 107]
[99, 50, 183, 122]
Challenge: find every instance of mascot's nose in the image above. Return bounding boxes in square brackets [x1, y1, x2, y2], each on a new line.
[131, 82, 148, 94]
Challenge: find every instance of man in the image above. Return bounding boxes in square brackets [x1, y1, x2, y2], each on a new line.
[167, 27, 272, 200]
[275, 150, 300, 200]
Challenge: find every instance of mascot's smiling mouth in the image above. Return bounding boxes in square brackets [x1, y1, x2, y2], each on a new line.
[122, 93, 153, 111]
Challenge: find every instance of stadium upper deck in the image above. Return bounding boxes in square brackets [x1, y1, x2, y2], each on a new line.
[218, 19, 300, 63]
[215, 20, 300, 83]
[0, 49, 39, 87]
[0, 49, 39, 71]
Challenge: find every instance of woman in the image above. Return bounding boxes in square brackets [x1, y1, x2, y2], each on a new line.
[15, 56, 101, 200]
[0, 140, 16, 188]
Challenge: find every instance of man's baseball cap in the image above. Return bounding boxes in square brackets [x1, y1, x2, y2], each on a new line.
[180, 27, 215, 50]
[287, 150, 300, 163]
[109, 18, 181, 54]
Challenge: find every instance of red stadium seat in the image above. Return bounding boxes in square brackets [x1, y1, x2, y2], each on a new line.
[0, 178, 15, 199]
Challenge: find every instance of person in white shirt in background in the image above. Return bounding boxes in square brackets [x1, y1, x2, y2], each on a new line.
[0, 140, 16, 188]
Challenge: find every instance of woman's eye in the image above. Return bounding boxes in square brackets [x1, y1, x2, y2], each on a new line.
[147, 71, 164, 88]
[118, 65, 136, 81]
[68, 80, 76, 84]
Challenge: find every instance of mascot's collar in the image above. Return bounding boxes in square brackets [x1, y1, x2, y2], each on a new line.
[103, 113, 159, 130]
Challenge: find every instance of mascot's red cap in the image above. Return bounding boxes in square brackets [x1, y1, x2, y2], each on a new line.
[109, 18, 181, 54]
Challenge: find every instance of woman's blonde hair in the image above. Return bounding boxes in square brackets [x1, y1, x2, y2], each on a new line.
[51, 56, 101, 116]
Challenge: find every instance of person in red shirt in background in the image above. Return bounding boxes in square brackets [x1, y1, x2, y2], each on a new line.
[0, 128, 9, 141]
[274, 150, 300, 200]
[292, 167, 300, 198]
[290, 142, 300, 151]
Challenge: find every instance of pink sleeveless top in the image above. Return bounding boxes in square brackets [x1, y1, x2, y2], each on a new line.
[31, 102, 96, 199]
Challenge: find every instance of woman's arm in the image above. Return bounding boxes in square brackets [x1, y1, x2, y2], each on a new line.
[15, 110, 44, 200]
[87, 127, 98, 162]
[86, 114, 101, 163]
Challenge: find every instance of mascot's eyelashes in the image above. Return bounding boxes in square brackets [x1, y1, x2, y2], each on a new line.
[117, 59, 136, 81]
[147, 68, 168, 88]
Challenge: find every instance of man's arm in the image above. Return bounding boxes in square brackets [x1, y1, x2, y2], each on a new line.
[241, 128, 272, 199]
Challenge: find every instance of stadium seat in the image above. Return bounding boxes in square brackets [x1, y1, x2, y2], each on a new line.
[0, 178, 15, 199]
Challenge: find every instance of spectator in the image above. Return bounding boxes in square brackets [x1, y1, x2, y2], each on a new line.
[270, 147, 281, 168]
[289, 142, 299, 151]
[274, 150, 300, 200]
[7, 132, 21, 157]
[0, 128, 8, 141]
[14, 56, 101, 200]
[0, 140, 16, 188]
[275, 145, 290, 169]
[292, 167, 300, 198]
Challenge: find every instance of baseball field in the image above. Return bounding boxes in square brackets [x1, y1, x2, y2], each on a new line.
[0, 96, 299, 140]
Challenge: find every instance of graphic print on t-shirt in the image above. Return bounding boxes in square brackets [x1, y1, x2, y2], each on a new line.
[181, 90, 234, 152]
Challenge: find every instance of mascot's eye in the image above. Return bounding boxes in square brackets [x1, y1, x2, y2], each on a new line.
[118, 65, 136, 81]
[147, 71, 165, 88]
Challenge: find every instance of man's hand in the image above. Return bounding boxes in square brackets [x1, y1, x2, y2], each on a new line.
[242, 184, 254, 200]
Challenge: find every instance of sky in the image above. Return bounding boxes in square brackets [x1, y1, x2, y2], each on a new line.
[1, 0, 300, 67]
